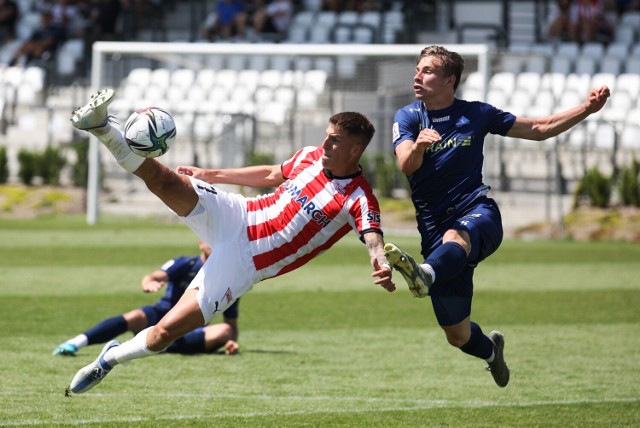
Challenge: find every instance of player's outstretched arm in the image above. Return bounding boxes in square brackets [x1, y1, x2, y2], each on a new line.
[507, 85, 610, 141]
[177, 164, 285, 188]
[363, 231, 395, 292]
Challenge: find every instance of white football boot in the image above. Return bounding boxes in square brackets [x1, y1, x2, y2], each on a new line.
[68, 340, 120, 394]
[70, 89, 115, 131]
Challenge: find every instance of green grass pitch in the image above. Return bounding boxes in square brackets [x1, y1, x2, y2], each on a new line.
[0, 215, 638, 427]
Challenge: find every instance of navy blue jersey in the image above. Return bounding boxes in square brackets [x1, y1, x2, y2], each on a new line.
[158, 256, 239, 319]
[392, 99, 516, 225]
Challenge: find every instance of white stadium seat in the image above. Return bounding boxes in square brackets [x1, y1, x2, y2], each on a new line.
[515, 72, 541, 97]
[599, 56, 622, 75]
[591, 73, 616, 93]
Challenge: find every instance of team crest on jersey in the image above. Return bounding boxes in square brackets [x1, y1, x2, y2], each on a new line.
[456, 116, 470, 127]
[333, 181, 347, 195]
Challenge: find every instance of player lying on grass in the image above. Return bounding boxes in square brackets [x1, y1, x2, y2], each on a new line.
[53, 240, 240, 357]
[384, 45, 610, 388]
[66, 89, 395, 394]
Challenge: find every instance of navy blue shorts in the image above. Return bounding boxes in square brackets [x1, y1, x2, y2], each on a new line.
[423, 197, 504, 326]
[140, 301, 173, 326]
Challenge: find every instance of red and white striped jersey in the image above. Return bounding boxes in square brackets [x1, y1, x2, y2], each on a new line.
[245, 146, 382, 280]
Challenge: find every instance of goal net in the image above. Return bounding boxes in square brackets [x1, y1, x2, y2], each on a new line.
[85, 42, 491, 223]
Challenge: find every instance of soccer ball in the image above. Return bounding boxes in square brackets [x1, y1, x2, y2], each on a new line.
[124, 107, 176, 158]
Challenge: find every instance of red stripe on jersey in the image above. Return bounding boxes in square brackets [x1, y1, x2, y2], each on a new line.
[251, 178, 344, 271]
[247, 148, 323, 241]
[274, 223, 352, 277]
[245, 146, 382, 278]
[247, 163, 328, 242]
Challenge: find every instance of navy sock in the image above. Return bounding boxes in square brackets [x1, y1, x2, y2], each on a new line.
[459, 322, 494, 360]
[165, 329, 206, 354]
[426, 241, 468, 282]
[84, 315, 128, 345]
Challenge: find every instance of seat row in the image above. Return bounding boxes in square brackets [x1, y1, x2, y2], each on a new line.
[285, 9, 404, 44]
[464, 71, 640, 124]
[109, 67, 330, 126]
[503, 42, 640, 75]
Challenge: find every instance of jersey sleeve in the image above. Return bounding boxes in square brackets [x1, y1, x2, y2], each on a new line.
[392, 105, 421, 151]
[347, 182, 383, 240]
[281, 146, 318, 179]
[484, 103, 517, 136]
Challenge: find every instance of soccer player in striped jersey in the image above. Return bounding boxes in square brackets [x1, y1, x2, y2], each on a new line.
[385, 45, 610, 387]
[67, 89, 395, 394]
[53, 240, 241, 357]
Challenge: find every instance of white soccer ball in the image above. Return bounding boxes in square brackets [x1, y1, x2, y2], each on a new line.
[124, 107, 176, 158]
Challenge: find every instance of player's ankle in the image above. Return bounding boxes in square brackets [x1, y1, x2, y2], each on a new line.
[89, 123, 112, 136]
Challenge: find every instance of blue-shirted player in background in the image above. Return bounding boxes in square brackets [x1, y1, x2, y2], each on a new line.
[53, 240, 240, 356]
[385, 45, 610, 387]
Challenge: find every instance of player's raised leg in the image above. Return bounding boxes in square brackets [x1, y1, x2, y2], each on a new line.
[70, 89, 198, 217]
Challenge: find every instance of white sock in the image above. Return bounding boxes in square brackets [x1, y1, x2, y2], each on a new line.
[421, 263, 436, 282]
[103, 327, 158, 367]
[67, 334, 88, 349]
[91, 125, 145, 173]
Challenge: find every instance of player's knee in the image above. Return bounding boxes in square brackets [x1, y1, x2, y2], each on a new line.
[444, 331, 470, 348]
[442, 229, 471, 256]
[203, 323, 233, 350]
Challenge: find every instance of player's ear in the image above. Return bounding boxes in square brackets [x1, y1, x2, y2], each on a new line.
[446, 73, 456, 89]
[352, 140, 365, 156]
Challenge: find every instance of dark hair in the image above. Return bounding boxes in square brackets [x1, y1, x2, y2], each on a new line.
[417, 45, 465, 91]
[329, 112, 375, 147]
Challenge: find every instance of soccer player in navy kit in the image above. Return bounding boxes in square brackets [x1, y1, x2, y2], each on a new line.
[53, 240, 241, 357]
[384, 45, 610, 387]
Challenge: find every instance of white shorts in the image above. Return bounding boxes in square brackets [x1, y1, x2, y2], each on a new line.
[181, 177, 258, 323]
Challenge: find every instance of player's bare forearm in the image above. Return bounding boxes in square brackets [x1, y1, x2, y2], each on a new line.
[396, 129, 440, 176]
[363, 232, 396, 292]
[507, 86, 610, 141]
[177, 164, 284, 188]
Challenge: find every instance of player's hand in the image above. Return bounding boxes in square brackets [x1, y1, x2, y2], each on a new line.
[141, 280, 165, 293]
[224, 340, 239, 355]
[176, 165, 203, 177]
[585, 85, 610, 114]
[371, 259, 396, 292]
[415, 127, 441, 151]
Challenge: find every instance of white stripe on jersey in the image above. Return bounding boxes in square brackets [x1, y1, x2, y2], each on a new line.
[245, 146, 381, 280]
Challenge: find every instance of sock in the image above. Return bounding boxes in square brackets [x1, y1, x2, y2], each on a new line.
[459, 322, 494, 360]
[424, 242, 468, 283]
[66, 334, 89, 349]
[92, 125, 144, 173]
[103, 327, 158, 367]
[164, 330, 206, 354]
[84, 315, 128, 345]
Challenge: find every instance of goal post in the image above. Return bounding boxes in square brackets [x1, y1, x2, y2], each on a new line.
[86, 42, 492, 224]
